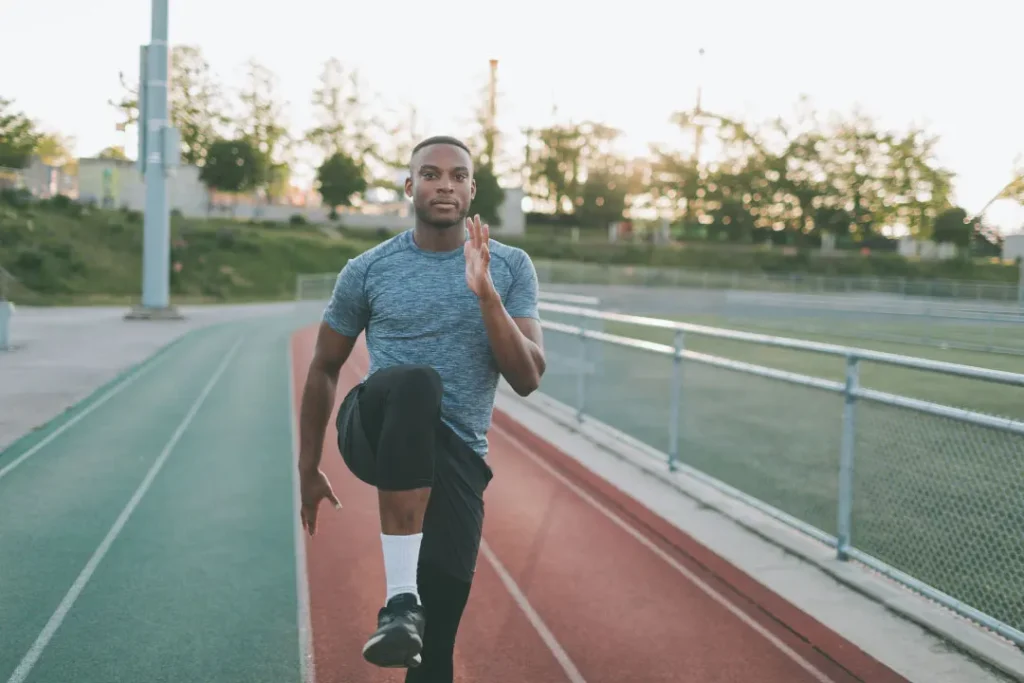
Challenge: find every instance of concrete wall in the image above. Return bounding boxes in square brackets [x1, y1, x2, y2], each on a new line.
[897, 237, 958, 260]
[77, 157, 210, 218]
[1003, 233, 1024, 262]
[73, 157, 526, 236]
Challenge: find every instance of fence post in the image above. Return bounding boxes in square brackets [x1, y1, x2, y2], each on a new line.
[575, 325, 588, 421]
[667, 330, 685, 472]
[836, 354, 860, 560]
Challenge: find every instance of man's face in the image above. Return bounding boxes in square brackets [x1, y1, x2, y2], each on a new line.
[406, 144, 476, 228]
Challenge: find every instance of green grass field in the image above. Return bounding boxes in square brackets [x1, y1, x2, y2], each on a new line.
[537, 308, 1024, 638]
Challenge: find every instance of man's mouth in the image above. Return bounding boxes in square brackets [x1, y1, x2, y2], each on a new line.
[431, 200, 457, 208]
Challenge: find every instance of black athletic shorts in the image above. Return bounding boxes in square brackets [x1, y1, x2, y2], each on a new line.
[335, 379, 494, 583]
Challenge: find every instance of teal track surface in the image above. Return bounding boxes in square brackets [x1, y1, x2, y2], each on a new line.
[0, 313, 312, 683]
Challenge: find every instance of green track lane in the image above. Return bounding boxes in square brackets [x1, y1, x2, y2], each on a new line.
[0, 316, 307, 683]
[0, 324, 244, 678]
[20, 323, 301, 683]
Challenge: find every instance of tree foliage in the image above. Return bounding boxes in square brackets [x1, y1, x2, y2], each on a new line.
[200, 138, 262, 195]
[307, 58, 377, 165]
[521, 99, 969, 247]
[316, 151, 367, 216]
[471, 163, 505, 226]
[0, 98, 41, 169]
[169, 46, 226, 166]
[235, 59, 291, 200]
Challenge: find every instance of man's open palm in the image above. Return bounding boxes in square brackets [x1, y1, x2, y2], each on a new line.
[299, 468, 341, 536]
[464, 214, 492, 297]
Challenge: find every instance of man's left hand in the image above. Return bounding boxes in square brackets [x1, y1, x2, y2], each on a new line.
[464, 214, 494, 299]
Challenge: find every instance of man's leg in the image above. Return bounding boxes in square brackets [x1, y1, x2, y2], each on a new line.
[405, 561, 473, 683]
[337, 364, 443, 668]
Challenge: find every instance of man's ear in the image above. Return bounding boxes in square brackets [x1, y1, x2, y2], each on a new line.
[404, 176, 413, 198]
[470, 178, 477, 200]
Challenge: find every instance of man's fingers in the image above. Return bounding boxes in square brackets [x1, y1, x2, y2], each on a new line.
[307, 508, 318, 535]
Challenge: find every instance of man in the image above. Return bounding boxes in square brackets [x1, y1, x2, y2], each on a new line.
[296, 135, 545, 681]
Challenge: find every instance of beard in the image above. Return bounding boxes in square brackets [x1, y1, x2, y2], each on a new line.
[414, 199, 469, 229]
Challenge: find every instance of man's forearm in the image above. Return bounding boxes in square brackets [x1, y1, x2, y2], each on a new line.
[478, 287, 545, 395]
[298, 363, 338, 472]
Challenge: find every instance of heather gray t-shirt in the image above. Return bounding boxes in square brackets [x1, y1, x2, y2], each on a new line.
[322, 228, 540, 457]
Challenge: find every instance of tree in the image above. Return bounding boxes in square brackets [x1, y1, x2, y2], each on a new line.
[932, 207, 973, 250]
[109, 46, 226, 167]
[997, 159, 1024, 206]
[97, 145, 128, 160]
[34, 132, 74, 166]
[200, 138, 262, 196]
[0, 98, 41, 169]
[471, 163, 505, 226]
[523, 120, 622, 216]
[109, 71, 139, 133]
[307, 58, 377, 166]
[170, 45, 226, 166]
[235, 59, 291, 200]
[316, 151, 367, 218]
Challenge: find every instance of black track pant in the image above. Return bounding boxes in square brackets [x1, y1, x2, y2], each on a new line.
[335, 364, 493, 682]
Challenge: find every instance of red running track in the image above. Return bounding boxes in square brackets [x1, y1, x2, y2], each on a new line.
[291, 327, 910, 683]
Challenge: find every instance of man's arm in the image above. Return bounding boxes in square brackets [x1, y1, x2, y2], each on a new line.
[298, 323, 358, 473]
[478, 289, 545, 396]
[299, 260, 369, 473]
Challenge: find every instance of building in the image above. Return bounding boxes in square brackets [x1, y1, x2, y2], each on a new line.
[1003, 232, 1024, 262]
[74, 157, 526, 235]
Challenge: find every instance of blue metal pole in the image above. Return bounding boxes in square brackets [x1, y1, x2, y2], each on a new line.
[142, 0, 170, 310]
[836, 354, 860, 560]
[667, 330, 685, 472]
[127, 0, 179, 320]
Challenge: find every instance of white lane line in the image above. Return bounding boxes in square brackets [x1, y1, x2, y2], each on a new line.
[479, 539, 588, 683]
[5, 337, 244, 683]
[0, 347, 174, 484]
[287, 342, 316, 683]
[491, 424, 836, 683]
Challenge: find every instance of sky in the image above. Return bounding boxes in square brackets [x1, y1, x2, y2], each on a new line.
[2, 0, 1023, 233]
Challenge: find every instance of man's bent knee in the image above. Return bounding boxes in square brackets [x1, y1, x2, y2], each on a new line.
[383, 364, 443, 411]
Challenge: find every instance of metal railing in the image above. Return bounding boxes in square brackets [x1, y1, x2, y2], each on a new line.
[535, 259, 1024, 304]
[537, 300, 1024, 647]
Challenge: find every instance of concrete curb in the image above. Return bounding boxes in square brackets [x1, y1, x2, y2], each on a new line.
[499, 386, 1024, 683]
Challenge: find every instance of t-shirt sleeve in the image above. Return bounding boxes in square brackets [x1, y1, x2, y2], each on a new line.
[503, 250, 540, 320]
[322, 259, 369, 337]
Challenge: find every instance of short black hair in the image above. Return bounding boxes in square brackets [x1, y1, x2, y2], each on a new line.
[410, 135, 472, 165]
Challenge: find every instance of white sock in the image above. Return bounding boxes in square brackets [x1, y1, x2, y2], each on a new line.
[381, 532, 422, 604]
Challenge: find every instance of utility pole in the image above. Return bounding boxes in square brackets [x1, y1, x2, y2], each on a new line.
[484, 59, 498, 167]
[126, 0, 182, 320]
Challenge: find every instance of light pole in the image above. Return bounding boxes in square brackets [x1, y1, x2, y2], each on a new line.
[126, 0, 182, 320]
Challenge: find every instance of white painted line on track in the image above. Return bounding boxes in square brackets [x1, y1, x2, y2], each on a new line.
[5, 337, 244, 683]
[491, 423, 836, 683]
[479, 539, 588, 683]
[0, 348, 173, 483]
[288, 342, 317, 683]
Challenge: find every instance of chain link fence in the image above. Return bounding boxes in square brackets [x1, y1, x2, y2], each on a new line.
[538, 301, 1024, 647]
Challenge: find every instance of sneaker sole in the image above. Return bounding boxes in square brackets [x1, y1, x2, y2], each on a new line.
[362, 628, 423, 668]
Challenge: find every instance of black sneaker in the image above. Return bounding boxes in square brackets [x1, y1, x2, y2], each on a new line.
[361, 593, 425, 668]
